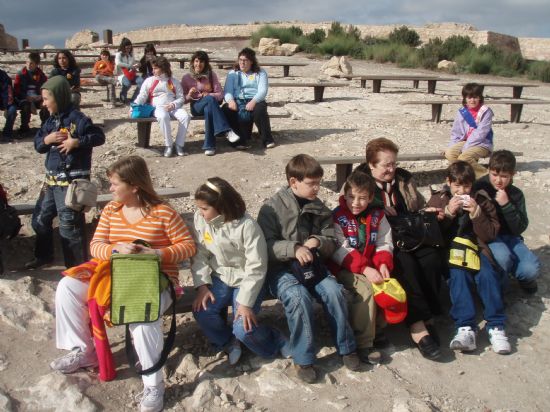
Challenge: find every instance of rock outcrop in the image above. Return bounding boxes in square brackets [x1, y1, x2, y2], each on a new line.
[0, 24, 17, 50]
[65, 29, 99, 49]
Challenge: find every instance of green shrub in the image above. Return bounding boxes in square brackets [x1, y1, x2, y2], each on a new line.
[328, 22, 345, 37]
[297, 36, 317, 53]
[317, 35, 365, 57]
[468, 55, 493, 74]
[388, 26, 421, 47]
[307, 28, 326, 44]
[418, 38, 444, 68]
[250, 25, 304, 46]
[363, 36, 388, 46]
[441, 35, 475, 60]
[527, 61, 550, 83]
[365, 43, 411, 64]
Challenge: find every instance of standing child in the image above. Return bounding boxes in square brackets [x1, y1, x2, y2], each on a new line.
[330, 170, 393, 364]
[191, 177, 289, 365]
[445, 83, 494, 179]
[92, 49, 117, 106]
[133, 57, 190, 158]
[14, 52, 49, 134]
[257, 154, 359, 384]
[428, 161, 511, 354]
[49, 50, 81, 109]
[473, 150, 540, 294]
[25, 76, 105, 269]
[0, 68, 17, 141]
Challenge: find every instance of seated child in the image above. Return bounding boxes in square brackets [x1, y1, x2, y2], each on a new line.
[428, 161, 511, 354]
[0, 69, 17, 141]
[473, 150, 540, 294]
[257, 154, 359, 383]
[191, 177, 289, 365]
[92, 49, 117, 106]
[14, 52, 49, 133]
[445, 83, 493, 179]
[330, 170, 394, 365]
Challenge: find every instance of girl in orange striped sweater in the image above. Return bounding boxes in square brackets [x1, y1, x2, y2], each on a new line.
[51, 156, 196, 412]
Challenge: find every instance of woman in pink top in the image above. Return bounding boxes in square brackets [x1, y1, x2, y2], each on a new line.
[181, 51, 238, 156]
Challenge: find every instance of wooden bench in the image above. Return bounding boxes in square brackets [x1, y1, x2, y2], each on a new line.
[459, 82, 538, 99]
[101, 112, 290, 148]
[400, 99, 550, 123]
[270, 81, 348, 102]
[339, 74, 456, 94]
[178, 58, 308, 77]
[12, 187, 190, 216]
[2, 60, 96, 69]
[317, 152, 523, 188]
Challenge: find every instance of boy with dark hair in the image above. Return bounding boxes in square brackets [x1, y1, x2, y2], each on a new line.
[473, 150, 540, 294]
[258, 154, 359, 383]
[14, 52, 49, 134]
[0, 69, 17, 141]
[330, 170, 393, 364]
[428, 161, 511, 354]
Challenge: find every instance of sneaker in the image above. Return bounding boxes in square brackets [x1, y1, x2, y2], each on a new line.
[224, 338, 242, 365]
[294, 364, 317, 383]
[226, 130, 240, 143]
[265, 142, 276, 149]
[204, 149, 216, 156]
[163, 146, 173, 158]
[24, 257, 54, 270]
[50, 348, 98, 374]
[450, 326, 477, 352]
[342, 352, 361, 371]
[357, 347, 382, 365]
[138, 382, 165, 412]
[519, 279, 538, 295]
[175, 145, 187, 157]
[488, 328, 511, 355]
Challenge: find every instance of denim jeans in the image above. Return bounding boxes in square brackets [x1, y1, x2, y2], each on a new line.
[191, 95, 231, 151]
[121, 75, 143, 102]
[193, 275, 284, 358]
[448, 253, 506, 330]
[2, 104, 17, 138]
[268, 270, 356, 365]
[489, 234, 540, 285]
[31, 184, 87, 267]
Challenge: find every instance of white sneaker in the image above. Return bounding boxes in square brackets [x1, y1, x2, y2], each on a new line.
[450, 326, 476, 352]
[49, 348, 98, 374]
[204, 149, 216, 156]
[225, 338, 242, 365]
[226, 130, 240, 143]
[138, 382, 165, 412]
[488, 328, 511, 354]
[266, 142, 276, 149]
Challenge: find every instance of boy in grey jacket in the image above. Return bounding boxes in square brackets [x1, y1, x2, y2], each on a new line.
[257, 154, 359, 383]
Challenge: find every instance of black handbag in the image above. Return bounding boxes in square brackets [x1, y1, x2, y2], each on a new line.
[387, 210, 443, 252]
[290, 247, 328, 290]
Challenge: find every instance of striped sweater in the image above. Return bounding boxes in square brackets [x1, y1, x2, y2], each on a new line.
[90, 201, 196, 282]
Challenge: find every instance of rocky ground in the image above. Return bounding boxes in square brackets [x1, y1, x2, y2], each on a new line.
[1, 37, 550, 411]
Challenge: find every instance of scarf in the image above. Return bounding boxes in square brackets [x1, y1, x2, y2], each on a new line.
[376, 179, 397, 207]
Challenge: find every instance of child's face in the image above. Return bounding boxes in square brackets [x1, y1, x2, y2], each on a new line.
[26, 60, 37, 72]
[489, 170, 514, 191]
[100, 54, 110, 62]
[465, 95, 481, 109]
[345, 186, 373, 215]
[152, 65, 163, 77]
[41, 89, 57, 114]
[57, 53, 69, 69]
[196, 199, 220, 222]
[447, 179, 472, 196]
[289, 176, 321, 201]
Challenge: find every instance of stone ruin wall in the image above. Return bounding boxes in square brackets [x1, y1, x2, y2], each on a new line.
[0, 24, 18, 49]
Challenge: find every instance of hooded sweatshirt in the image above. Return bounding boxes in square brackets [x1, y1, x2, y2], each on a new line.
[34, 76, 105, 183]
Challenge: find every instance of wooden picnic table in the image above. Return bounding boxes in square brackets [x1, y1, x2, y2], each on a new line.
[340, 74, 456, 94]
[270, 81, 348, 102]
[178, 58, 308, 77]
[459, 82, 538, 99]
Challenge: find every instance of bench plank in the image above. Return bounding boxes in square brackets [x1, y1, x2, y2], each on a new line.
[270, 82, 347, 102]
[339, 74, 456, 94]
[459, 83, 538, 99]
[178, 58, 307, 77]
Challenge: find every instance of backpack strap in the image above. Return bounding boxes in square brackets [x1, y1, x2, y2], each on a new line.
[459, 106, 478, 129]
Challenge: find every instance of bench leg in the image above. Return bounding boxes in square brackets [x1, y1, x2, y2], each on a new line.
[413, 80, 420, 89]
[179, 60, 185, 69]
[137, 122, 152, 148]
[510, 104, 523, 123]
[313, 86, 325, 102]
[283, 66, 290, 77]
[336, 164, 353, 189]
[427, 80, 436, 94]
[372, 80, 382, 93]
[360, 79, 366, 88]
[431, 104, 443, 123]
[513, 86, 523, 99]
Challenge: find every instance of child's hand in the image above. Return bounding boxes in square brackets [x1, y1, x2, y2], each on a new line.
[192, 285, 215, 312]
[58, 134, 79, 154]
[363, 266, 384, 284]
[163, 103, 175, 111]
[448, 196, 462, 215]
[44, 131, 68, 145]
[235, 304, 258, 333]
[463, 196, 478, 214]
[245, 99, 256, 112]
[227, 100, 238, 111]
[495, 189, 509, 206]
[379, 264, 390, 279]
[294, 245, 313, 266]
[113, 242, 139, 254]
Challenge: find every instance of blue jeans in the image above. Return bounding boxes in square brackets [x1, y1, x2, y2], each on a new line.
[193, 275, 284, 358]
[448, 254, 506, 330]
[191, 95, 231, 151]
[489, 234, 540, 285]
[31, 184, 87, 267]
[2, 104, 17, 138]
[268, 270, 356, 365]
[121, 75, 144, 102]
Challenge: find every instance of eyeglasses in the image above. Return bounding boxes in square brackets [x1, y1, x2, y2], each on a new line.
[238, 58, 250, 63]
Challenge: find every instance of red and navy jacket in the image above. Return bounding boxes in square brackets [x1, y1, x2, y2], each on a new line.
[14, 67, 47, 102]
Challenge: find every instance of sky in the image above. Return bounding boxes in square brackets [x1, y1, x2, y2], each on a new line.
[1, 0, 549, 48]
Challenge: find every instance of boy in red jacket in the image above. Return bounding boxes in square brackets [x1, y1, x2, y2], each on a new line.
[331, 170, 394, 364]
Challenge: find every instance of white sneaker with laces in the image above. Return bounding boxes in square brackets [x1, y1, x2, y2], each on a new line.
[226, 130, 240, 143]
[49, 348, 98, 374]
[225, 338, 242, 365]
[204, 149, 216, 156]
[450, 326, 477, 352]
[138, 382, 165, 412]
[488, 328, 511, 354]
